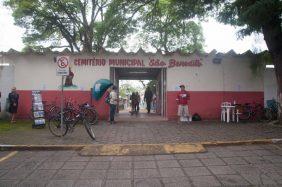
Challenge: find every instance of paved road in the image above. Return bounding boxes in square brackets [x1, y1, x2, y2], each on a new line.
[1, 121, 282, 145]
[0, 144, 282, 186]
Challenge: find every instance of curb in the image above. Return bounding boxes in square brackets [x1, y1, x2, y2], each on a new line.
[201, 138, 282, 146]
[0, 145, 84, 151]
[0, 138, 281, 152]
[79, 143, 206, 156]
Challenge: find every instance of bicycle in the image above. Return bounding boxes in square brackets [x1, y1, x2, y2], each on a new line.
[236, 102, 264, 121]
[64, 98, 99, 124]
[48, 103, 96, 140]
[264, 100, 282, 122]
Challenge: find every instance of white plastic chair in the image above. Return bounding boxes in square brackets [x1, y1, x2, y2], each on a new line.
[221, 102, 231, 122]
[235, 109, 242, 123]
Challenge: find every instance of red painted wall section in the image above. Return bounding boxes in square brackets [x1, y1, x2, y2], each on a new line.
[16, 90, 263, 121]
[166, 91, 264, 120]
[17, 90, 109, 119]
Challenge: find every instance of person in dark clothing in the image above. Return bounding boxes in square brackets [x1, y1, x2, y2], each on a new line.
[130, 92, 138, 115]
[8, 87, 19, 123]
[135, 92, 140, 112]
[144, 87, 153, 113]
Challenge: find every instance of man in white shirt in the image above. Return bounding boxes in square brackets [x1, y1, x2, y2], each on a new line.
[109, 85, 118, 124]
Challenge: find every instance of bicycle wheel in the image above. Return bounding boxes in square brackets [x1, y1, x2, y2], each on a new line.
[83, 119, 96, 140]
[91, 108, 99, 124]
[48, 116, 68, 137]
[83, 109, 96, 140]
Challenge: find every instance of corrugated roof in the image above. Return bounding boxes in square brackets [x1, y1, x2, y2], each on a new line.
[0, 47, 268, 57]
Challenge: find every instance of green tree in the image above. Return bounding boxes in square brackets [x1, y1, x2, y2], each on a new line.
[4, 0, 141, 52]
[174, 0, 282, 122]
[5, 0, 205, 53]
[146, 80, 157, 93]
[137, 0, 204, 53]
[119, 82, 139, 98]
[217, 0, 282, 122]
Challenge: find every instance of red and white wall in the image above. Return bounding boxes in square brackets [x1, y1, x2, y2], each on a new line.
[166, 52, 264, 119]
[0, 50, 271, 120]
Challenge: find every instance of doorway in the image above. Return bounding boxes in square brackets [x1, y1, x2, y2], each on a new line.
[110, 67, 167, 119]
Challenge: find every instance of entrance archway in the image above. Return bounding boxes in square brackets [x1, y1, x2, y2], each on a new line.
[110, 67, 167, 120]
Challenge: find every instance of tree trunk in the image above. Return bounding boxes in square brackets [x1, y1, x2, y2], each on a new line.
[273, 52, 282, 124]
[262, 16, 282, 124]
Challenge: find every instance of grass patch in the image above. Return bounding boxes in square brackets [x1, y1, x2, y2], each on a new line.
[0, 119, 37, 133]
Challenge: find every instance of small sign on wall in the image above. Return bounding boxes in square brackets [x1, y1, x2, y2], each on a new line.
[56, 56, 70, 76]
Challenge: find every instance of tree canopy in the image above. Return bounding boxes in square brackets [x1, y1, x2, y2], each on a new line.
[4, 0, 205, 53]
[218, 0, 282, 121]
[137, 0, 204, 53]
[4, 0, 141, 52]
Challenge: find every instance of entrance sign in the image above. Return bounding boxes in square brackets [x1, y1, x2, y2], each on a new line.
[73, 57, 202, 68]
[56, 56, 70, 76]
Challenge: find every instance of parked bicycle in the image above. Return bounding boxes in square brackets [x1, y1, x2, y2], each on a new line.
[236, 102, 264, 121]
[264, 99, 281, 122]
[64, 98, 99, 124]
[48, 103, 96, 140]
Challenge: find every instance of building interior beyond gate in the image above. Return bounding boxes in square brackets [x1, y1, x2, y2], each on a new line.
[110, 67, 167, 120]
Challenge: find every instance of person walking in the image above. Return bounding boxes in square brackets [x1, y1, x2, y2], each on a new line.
[136, 92, 140, 113]
[144, 87, 153, 113]
[8, 87, 19, 123]
[130, 92, 138, 115]
[109, 85, 118, 124]
[176, 84, 190, 123]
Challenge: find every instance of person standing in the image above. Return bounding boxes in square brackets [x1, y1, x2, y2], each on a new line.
[144, 87, 153, 113]
[109, 85, 118, 124]
[8, 87, 19, 123]
[152, 93, 157, 112]
[176, 85, 190, 123]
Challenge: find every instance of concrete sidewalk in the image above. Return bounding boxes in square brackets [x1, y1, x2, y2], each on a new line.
[1, 144, 282, 186]
[0, 120, 282, 145]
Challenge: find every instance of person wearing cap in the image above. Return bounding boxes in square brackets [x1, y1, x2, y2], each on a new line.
[176, 84, 190, 123]
[8, 87, 19, 123]
[109, 85, 118, 124]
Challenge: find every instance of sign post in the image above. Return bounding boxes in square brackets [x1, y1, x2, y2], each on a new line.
[56, 56, 70, 130]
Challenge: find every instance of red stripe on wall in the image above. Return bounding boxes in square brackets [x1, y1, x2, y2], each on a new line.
[17, 90, 263, 121]
[17, 90, 109, 119]
[166, 91, 264, 120]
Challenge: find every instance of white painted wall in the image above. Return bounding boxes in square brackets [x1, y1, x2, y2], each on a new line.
[167, 55, 263, 92]
[6, 54, 110, 91]
[2, 52, 264, 94]
[167, 54, 223, 91]
[0, 61, 15, 118]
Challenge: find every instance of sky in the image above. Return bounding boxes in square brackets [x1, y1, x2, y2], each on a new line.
[0, 3, 268, 54]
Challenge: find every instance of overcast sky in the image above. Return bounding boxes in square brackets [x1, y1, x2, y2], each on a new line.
[0, 3, 267, 54]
